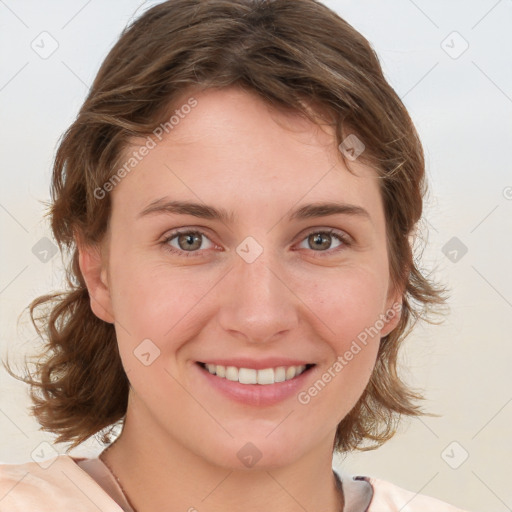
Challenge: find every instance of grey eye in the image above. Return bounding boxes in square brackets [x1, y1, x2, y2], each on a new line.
[298, 231, 344, 251]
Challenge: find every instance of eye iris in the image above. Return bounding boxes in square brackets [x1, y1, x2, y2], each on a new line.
[178, 232, 202, 251]
[309, 233, 331, 250]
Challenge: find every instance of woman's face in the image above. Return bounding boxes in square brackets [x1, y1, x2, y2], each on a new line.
[83, 86, 402, 469]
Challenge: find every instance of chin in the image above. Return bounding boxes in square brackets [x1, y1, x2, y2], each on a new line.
[200, 434, 307, 472]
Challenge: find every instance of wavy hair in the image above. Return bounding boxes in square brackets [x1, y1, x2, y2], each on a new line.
[4, 0, 449, 452]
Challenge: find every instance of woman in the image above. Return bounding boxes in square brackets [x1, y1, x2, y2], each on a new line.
[1, 0, 470, 510]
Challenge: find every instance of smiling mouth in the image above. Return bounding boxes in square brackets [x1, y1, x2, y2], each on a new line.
[196, 361, 316, 385]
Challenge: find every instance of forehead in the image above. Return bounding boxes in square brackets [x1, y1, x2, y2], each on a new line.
[110, 87, 382, 224]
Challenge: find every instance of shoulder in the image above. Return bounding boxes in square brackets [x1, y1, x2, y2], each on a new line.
[0, 455, 123, 511]
[363, 475, 470, 512]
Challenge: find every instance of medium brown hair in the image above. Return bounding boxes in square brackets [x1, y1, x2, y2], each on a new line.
[4, 0, 448, 453]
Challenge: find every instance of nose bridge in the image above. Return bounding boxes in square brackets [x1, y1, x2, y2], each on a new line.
[217, 244, 298, 342]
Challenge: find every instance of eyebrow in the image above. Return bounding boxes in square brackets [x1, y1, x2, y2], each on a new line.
[138, 198, 371, 223]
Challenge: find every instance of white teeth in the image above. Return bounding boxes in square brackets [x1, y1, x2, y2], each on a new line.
[239, 368, 257, 384]
[202, 363, 308, 385]
[257, 368, 274, 385]
[274, 367, 286, 383]
[225, 366, 238, 382]
[285, 366, 296, 380]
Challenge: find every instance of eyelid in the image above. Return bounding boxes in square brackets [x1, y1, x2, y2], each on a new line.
[295, 226, 352, 244]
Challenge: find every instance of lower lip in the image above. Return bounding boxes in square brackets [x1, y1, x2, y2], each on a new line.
[195, 363, 316, 407]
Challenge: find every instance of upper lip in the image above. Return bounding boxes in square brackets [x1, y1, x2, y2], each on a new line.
[197, 358, 315, 370]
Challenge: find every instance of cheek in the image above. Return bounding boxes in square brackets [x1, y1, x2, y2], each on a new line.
[108, 252, 214, 337]
[106, 252, 219, 385]
[301, 264, 389, 346]
[296, 275, 384, 426]
[301, 266, 386, 388]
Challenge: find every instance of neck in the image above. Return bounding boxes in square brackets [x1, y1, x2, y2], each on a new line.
[101, 401, 344, 512]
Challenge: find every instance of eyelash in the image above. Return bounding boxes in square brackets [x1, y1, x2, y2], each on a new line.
[161, 228, 352, 258]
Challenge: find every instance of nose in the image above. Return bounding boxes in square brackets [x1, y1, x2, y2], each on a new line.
[216, 249, 300, 344]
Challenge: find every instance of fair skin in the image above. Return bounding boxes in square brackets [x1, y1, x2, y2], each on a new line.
[78, 86, 402, 512]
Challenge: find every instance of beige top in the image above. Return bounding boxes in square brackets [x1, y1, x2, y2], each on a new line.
[0, 454, 469, 511]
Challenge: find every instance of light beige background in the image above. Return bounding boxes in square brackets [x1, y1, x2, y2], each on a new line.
[1, 1, 511, 511]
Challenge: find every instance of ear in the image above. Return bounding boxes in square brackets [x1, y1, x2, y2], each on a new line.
[75, 231, 114, 324]
[380, 284, 403, 338]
